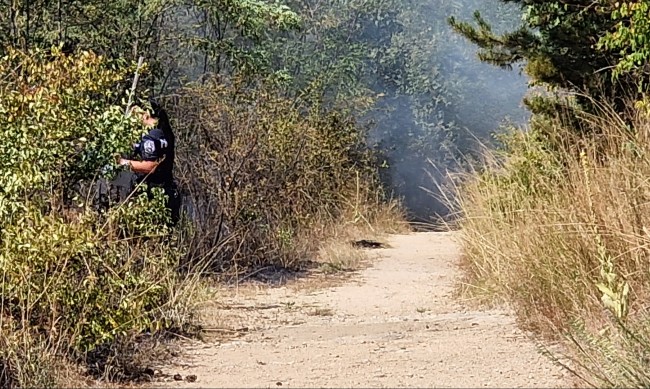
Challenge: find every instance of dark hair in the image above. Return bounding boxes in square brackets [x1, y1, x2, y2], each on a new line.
[149, 99, 163, 119]
[148, 99, 174, 139]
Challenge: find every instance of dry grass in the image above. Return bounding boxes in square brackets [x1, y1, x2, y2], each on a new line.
[454, 99, 650, 387]
[315, 197, 409, 273]
[0, 209, 218, 388]
[318, 240, 368, 274]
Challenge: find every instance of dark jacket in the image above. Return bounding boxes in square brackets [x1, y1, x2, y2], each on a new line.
[134, 126, 175, 187]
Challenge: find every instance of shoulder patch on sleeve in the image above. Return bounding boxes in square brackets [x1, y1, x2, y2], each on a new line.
[143, 139, 156, 154]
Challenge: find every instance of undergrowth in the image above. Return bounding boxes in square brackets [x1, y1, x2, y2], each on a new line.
[455, 98, 650, 387]
[171, 78, 406, 273]
[0, 47, 406, 387]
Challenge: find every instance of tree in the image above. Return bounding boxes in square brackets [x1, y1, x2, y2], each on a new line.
[0, 0, 301, 93]
[448, 0, 641, 114]
[599, 0, 650, 83]
[263, 0, 528, 219]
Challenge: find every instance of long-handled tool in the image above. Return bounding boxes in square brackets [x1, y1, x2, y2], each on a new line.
[125, 56, 145, 116]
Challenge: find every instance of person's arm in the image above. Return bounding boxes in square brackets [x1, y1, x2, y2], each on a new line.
[119, 158, 158, 174]
[119, 134, 163, 174]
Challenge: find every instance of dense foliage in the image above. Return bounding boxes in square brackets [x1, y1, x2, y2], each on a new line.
[0, 0, 553, 386]
[0, 48, 139, 221]
[0, 0, 301, 83]
[255, 0, 528, 218]
[0, 48, 198, 387]
[449, 0, 650, 115]
[1, 0, 529, 219]
[173, 78, 384, 270]
[5, 0, 650, 385]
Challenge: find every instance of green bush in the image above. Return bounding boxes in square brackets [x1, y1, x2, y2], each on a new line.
[1, 195, 178, 353]
[0, 47, 199, 386]
[0, 47, 140, 224]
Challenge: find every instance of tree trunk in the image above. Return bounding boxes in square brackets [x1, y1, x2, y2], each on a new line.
[23, 0, 29, 50]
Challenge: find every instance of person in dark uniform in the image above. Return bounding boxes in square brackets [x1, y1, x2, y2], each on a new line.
[118, 100, 181, 225]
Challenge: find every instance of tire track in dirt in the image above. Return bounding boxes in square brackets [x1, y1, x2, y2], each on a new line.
[158, 232, 569, 388]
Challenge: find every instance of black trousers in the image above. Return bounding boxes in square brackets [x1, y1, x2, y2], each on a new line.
[95, 171, 181, 226]
[155, 180, 181, 226]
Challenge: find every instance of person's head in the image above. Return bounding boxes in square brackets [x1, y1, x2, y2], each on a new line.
[131, 99, 173, 135]
[148, 99, 163, 120]
[131, 103, 159, 128]
[147, 99, 173, 136]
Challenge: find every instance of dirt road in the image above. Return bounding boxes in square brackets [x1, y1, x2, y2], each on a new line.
[159, 232, 569, 388]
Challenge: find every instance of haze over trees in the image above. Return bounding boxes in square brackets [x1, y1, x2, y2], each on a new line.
[2, 0, 650, 387]
[1, 0, 530, 219]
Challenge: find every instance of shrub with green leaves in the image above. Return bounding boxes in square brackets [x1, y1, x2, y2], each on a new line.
[0, 47, 196, 386]
[1, 197, 178, 353]
[0, 46, 140, 223]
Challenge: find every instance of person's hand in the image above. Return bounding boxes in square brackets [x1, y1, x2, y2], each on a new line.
[118, 158, 131, 168]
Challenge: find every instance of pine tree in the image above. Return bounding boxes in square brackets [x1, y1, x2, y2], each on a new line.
[449, 1, 639, 115]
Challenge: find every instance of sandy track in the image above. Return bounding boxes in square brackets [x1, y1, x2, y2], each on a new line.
[158, 232, 569, 388]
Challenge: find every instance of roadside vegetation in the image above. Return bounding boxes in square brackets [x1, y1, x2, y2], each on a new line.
[1, 0, 512, 386]
[0, 45, 408, 388]
[5, 0, 621, 386]
[452, 1, 650, 387]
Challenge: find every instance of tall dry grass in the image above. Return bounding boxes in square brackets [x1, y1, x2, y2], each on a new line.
[455, 100, 650, 387]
